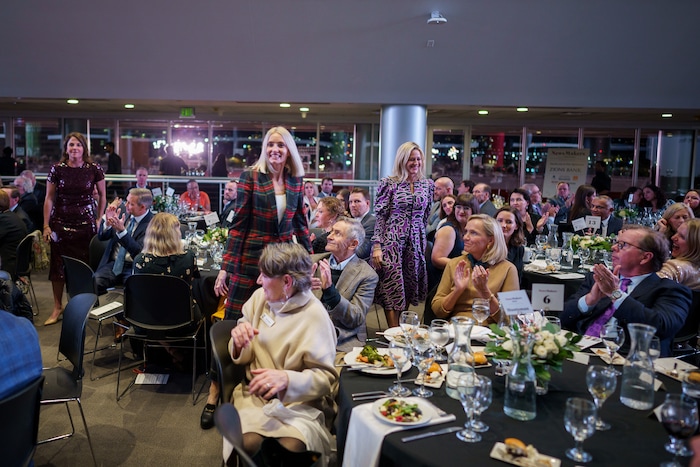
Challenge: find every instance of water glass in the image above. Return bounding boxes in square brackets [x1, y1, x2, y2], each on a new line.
[545, 248, 562, 271]
[564, 397, 597, 463]
[602, 251, 613, 269]
[412, 325, 435, 398]
[471, 375, 492, 433]
[600, 324, 625, 374]
[649, 336, 661, 363]
[399, 311, 419, 345]
[586, 365, 617, 430]
[387, 341, 411, 397]
[578, 247, 591, 271]
[471, 298, 490, 327]
[535, 235, 548, 258]
[456, 373, 483, 443]
[429, 319, 450, 361]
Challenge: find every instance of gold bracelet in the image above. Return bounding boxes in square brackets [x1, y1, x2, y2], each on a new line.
[43, 225, 50, 229]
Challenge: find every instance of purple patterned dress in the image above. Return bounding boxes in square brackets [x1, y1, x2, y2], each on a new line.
[371, 177, 434, 310]
[46, 162, 104, 281]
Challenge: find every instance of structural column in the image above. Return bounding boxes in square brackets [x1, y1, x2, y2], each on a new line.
[379, 105, 427, 179]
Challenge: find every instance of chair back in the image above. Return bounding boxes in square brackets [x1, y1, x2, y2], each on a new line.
[124, 274, 194, 330]
[88, 235, 110, 273]
[210, 320, 244, 405]
[14, 233, 34, 279]
[59, 293, 98, 379]
[674, 290, 700, 343]
[215, 403, 258, 467]
[0, 375, 45, 467]
[62, 256, 97, 299]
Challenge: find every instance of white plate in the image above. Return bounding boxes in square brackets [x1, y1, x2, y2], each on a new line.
[372, 397, 435, 426]
[344, 348, 411, 375]
[489, 442, 561, 467]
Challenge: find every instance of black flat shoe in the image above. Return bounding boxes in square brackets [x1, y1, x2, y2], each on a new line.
[200, 403, 216, 430]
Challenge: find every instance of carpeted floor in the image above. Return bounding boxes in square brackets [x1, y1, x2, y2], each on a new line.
[25, 271, 419, 466]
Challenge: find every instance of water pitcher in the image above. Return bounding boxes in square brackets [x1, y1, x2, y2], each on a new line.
[547, 223, 559, 248]
[446, 317, 476, 399]
[561, 232, 574, 270]
[504, 328, 537, 420]
[620, 323, 657, 410]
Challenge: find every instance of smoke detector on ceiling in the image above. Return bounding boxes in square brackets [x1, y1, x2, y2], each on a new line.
[427, 11, 447, 25]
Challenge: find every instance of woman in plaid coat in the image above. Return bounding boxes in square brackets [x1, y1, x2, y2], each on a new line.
[202, 126, 312, 428]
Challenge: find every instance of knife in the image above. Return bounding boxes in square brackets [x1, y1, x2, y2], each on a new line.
[401, 426, 461, 442]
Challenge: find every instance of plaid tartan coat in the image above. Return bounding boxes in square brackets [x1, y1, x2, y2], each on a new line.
[221, 168, 311, 320]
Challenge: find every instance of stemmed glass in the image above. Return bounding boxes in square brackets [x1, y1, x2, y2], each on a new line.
[564, 397, 597, 463]
[411, 325, 435, 398]
[649, 336, 661, 364]
[471, 298, 490, 328]
[399, 311, 419, 346]
[600, 324, 625, 374]
[586, 365, 617, 431]
[602, 251, 613, 270]
[456, 373, 484, 443]
[429, 319, 450, 361]
[578, 247, 591, 272]
[387, 340, 411, 397]
[660, 394, 699, 467]
[209, 242, 224, 269]
[470, 375, 492, 433]
[535, 235, 548, 259]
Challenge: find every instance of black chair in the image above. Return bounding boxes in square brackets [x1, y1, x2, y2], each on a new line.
[116, 274, 208, 404]
[39, 293, 98, 467]
[0, 375, 44, 467]
[88, 234, 109, 273]
[62, 255, 125, 380]
[15, 233, 39, 315]
[215, 403, 257, 467]
[210, 320, 244, 406]
[673, 291, 700, 357]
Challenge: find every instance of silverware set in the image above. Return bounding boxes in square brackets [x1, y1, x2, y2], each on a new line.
[351, 391, 388, 401]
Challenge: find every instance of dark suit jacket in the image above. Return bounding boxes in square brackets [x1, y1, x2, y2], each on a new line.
[96, 211, 154, 272]
[219, 200, 236, 228]
[479, 200, 497, 217]
[561, 273, 692, 356]
[11, 206, 34, 232]
[355, 213, 376, 260]
[18, 192, 41, 231]
[106, 152, 122, 174]
[596, 216, 623, 236]
[0, 211, 28, 276]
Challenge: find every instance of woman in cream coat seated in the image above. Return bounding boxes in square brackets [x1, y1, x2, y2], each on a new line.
[432, 214, 520, 323]
[226, 242, 338, 463]
[658, 218, 700, 291]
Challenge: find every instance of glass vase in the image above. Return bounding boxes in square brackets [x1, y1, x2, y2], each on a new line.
[504, 329, 537, 420]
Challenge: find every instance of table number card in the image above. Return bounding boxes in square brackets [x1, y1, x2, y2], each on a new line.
[585, 215, 601, 230]
[497, 290, 534, 316]
[204, 212, 220, 226]
[571, 217, 587, 232]
[165, 186, 175, 197]
[531, 283, 565, 312]
[151, 187, 163, 197]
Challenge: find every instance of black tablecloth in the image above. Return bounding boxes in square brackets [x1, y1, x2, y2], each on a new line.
[522, 269, 586, 302]
[337, 358, 684, 466]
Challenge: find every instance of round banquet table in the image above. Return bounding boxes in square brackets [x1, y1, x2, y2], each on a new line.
[336, 356, 687, 466]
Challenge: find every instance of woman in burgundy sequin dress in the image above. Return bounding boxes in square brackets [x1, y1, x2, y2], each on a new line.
[43, 132, 106, 325]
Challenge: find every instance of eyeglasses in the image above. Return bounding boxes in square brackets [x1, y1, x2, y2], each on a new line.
[613, 241, 648, 252]
[454, 205, 472, 211]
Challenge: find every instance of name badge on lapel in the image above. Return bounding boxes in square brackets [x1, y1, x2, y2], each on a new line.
[261, 312, 275, 328]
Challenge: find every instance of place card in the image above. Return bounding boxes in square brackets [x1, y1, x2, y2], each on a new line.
[571, 217, 587, 232]
[166, 186, 175, 197]
[204, 212, 219, 226]
[531, 283, 564, 312]
[585, 215, 601, 230]
[151, 187, 163, 197]
[569, 352, 590, 365]
[497, 290, 534, 316]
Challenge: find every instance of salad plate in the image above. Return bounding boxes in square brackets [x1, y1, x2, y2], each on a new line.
[343, 347, 411, 375]
[372, 397, 435, 426]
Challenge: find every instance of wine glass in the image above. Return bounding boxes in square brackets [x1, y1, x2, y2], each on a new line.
[399, 311, 419, 345]
[564, 397, 597, 463]
[660, 394, 699, 466]
[649, 336, 661, 364]
[387, 340, 412, 397]
[456, 373, 483, 443]
[602, 251, 613, 269]
[412, 325, 435, 398]
[429, 319, 450, 361]
[578, 247, 591, 271]
[600, 324, 625, 373]
[535, 235, 548, 259]
[471, 298, 490, 328]
[586, 365, 617, 431]
[471, 375, 492, 433]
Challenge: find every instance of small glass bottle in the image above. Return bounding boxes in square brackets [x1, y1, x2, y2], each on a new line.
[504, 327, 537, 421]
[547, 223, 559, 248]
[446, 317, 476, 400]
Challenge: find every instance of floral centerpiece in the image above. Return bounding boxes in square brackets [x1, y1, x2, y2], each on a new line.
[203, 226, 229, 245]
[486, 322, 582, 390]
[152, 194, 179, 214]
[615, 207, 638, 220]
[570, 234, 614, 252]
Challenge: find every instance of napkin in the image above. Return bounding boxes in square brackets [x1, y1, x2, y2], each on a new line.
[524, 260, 549, 273]
[342, 399, 456, 467]
[592, 348, 625, 365]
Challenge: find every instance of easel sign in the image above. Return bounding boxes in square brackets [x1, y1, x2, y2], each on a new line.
[531, 283, 565, 312]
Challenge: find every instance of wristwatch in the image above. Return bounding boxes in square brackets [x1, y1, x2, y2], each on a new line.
[610, 289, 623, 301]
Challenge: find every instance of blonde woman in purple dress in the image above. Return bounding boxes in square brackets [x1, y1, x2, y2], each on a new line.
[371, 142, 434, 327]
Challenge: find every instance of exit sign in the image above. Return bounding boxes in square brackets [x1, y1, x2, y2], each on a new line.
[180, 107, 195, 118]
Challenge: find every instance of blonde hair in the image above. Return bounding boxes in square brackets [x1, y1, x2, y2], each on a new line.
[391, 142, 426, 182]
[468, 214, 508, 265]
[662, 203, 695, 239]
[251, 126, 305, 177]
[142, 213, 184, 256]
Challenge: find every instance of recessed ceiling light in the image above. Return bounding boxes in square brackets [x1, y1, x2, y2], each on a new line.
[66, 99, 79, 105]
[478, 110, 489, 115]
[516, 107, 529, 112]
[279, 103, 291, 108]
[299, 107, 310, 112]
[124, 104, 135, 109]
[662, 113, 673, 118]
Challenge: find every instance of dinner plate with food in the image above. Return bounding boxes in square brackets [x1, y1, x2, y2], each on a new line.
[490, 438, 561, 467]
[343, 345, 411, 375]
[372, 397, 436, 426]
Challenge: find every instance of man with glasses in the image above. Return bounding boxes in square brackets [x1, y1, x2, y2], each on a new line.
[590, 195, 622, 237]
[521, 183, 544, 216]
[561, 225, 691, 357]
